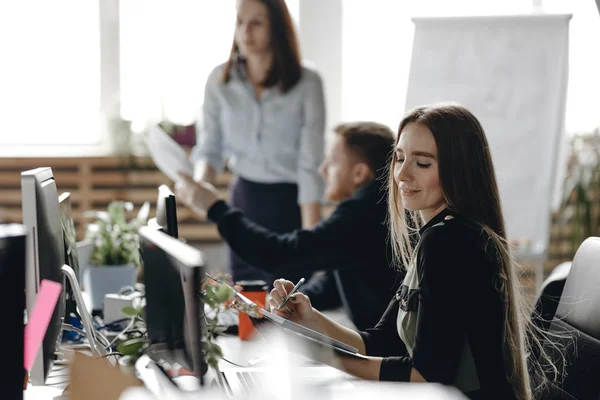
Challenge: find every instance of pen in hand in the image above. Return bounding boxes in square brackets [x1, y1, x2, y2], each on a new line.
[278, 277, 305, 310]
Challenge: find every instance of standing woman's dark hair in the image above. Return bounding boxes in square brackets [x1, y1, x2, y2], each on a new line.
[222, 0, 302, 93]
[388, 103, 559, 400]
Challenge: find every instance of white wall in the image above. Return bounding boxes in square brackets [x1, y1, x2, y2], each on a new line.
[298, 0, 343, 134]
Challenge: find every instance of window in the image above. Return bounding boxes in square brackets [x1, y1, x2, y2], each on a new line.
[544, 0, 600, 133]
[120, 0, 300, 130]
[0, 1, 100, 145]
[341, 0, 600, 134]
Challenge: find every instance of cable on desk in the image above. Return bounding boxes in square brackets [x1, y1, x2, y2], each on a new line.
[59, 343, 94, 354]
[123, 329, 146, 338]
[95, 329, 111, 348]
[105, 317, 136, 349]
[101, 351, 123, 358]
[62, 323, 86, 337]
[101, 351, 123, 364]
[221, 357, 251, 368]
[96, 318, 131, 331]
[62, 323, 112, 352]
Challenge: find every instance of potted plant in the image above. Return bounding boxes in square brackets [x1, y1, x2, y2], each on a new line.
[116, 272, 236, 374]
[83, 201, 150, 313]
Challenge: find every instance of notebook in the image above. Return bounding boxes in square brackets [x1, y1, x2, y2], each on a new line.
[230, 289, 366, 359]
[257, 309, 365, 358]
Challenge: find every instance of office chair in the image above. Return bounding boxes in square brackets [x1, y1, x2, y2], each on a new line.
[535, 237, 600, 400]
[532, 261, 571, 332]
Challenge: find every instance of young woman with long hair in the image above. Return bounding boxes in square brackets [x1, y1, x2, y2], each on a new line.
[269, 103, 557, 399]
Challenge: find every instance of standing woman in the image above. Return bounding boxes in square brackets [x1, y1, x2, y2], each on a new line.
[191, 0, 325, 284]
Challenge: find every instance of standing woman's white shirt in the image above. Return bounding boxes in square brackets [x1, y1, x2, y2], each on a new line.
[190, 61, 326, 206]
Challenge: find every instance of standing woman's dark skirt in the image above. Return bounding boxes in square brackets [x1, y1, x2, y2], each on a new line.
[229, 176, 305, 287]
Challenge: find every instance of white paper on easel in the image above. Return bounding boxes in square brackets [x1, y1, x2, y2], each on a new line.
[405, 14, 571, 257]
[146, 125, 193, 182]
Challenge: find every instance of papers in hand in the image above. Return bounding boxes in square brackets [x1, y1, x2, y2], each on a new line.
[146, 125, 193, 182]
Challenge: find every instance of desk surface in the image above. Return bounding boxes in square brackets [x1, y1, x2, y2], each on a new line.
[24, 364, 69, 400]
[23, 310, 467, 399]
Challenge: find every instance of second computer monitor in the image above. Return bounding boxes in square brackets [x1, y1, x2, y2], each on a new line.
[138, 226, 206, 382]
[156, 184, 178, 238]
[58, 192, 79, 279]
[59, 192, 81, 324]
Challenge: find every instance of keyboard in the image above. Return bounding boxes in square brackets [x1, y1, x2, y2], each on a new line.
[236, 371, 267, 394]
[218, 369, 270, 396]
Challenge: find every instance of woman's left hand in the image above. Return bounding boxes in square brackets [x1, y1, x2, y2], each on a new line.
[175, 172, 221, 217]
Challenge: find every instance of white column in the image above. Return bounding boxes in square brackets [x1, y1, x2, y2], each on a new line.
[298, 0, 343, 133]
[99, 0, 121, 143]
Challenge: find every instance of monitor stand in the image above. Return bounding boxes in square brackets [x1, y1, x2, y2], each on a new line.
[61, 265, 107, 357]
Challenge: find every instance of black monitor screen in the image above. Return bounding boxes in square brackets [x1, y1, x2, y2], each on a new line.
[59, 192, 80, 319]
[138, 226, 205, 381]
[21, 167, 66, 385]
[59, 192, 79, 278]
[0, 224, 27, 399]
[156, 185, 178, 238]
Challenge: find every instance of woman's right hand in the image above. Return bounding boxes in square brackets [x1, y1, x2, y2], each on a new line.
[268, 279, 314, 326]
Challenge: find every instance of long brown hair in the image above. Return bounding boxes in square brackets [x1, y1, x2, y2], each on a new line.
[222, 0, 302, 93]
[387, 103, 558, 400]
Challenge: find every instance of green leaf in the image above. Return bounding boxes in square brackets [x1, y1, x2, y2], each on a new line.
[86, 200, 147, 267]
[207, 356, 219, 370]
[212, 326, 227, 336]
[208, 342, 223, 358]
[121, 306, 138, 316]
[117, 337, 148, 356]
[213, 284, 234, 303]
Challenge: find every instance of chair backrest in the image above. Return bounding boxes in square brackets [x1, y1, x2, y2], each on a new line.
[539, 237, 600, 400]
[532, 261, 571, 332]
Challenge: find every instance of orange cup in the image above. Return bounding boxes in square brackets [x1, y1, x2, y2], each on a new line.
[236, 280, 268, 341]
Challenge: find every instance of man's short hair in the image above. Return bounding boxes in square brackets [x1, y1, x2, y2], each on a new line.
[334, 122, 395, 177]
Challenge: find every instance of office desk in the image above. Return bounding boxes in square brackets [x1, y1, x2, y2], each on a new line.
[23, 310, 467, 400]
[24, 364, 69, 400]
[162, 333, 467, 400]
[209, 325, 466, 400]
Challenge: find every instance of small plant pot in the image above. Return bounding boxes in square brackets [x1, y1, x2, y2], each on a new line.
[83, 264, 137, 312]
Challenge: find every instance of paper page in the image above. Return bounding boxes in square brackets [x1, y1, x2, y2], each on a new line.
[146, 125, 193, 182]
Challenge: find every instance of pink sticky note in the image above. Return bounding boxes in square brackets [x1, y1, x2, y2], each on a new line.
[24, 279, 63, 371]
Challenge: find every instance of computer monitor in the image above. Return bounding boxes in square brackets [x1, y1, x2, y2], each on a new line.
[138, 226, 206, 383]
[155, 184, 178, 238]
[59, 192, 80, 320]
[21, 167, 66, 385]
[0, 224, 27, 399]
